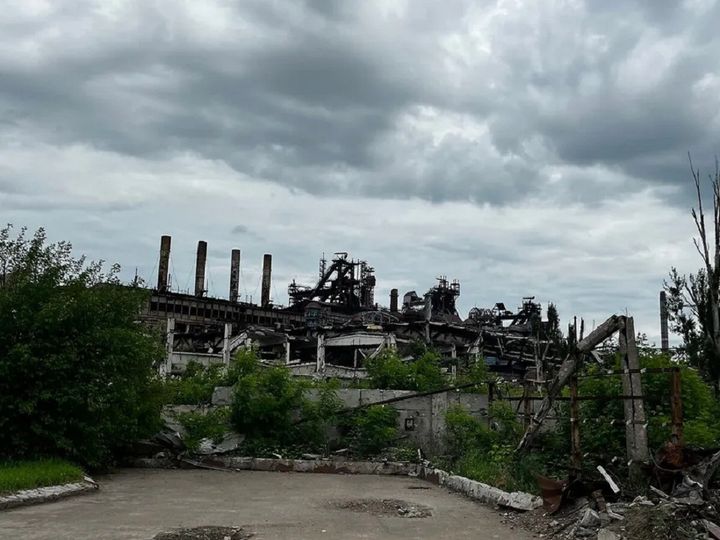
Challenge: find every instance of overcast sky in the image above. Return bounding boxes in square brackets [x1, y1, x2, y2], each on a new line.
[3, 0, 720, 343]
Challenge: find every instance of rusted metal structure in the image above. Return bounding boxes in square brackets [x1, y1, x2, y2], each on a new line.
[287, 252, 376, 313]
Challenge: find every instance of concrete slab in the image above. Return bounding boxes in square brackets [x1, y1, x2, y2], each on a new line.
[0, 468, 533, 539]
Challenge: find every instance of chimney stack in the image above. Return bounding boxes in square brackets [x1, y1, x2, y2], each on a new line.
[194, 241, 207, 297]
[660, 290, 669, 354]
[261, 254, 272, 307]
[157, 235, 171, 292]
[229, 249, 241, 302]
[390, 289, 399, 313]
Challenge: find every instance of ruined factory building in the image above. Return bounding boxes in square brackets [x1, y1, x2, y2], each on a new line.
[145, 235, 562, 379]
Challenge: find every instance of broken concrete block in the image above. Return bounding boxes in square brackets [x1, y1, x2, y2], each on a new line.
[579, 508, 600, 528]
[211, 386, 233, 406]
[597, 529, 620, 540]
[505, 491, 543, 511]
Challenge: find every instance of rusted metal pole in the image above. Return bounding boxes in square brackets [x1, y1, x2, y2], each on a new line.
[671, 367, 684, 445]
[570, 374, 582, 479]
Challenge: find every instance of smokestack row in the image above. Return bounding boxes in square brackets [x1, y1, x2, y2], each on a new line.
[155, 235, 269, 305]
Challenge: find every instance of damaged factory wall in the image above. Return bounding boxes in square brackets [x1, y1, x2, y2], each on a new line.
[212, 387, 494, 454]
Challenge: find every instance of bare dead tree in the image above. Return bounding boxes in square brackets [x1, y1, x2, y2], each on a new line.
[667, 155, 720, 389]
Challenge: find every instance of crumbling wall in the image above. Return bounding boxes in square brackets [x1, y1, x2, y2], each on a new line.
[212, 387, 491, 453]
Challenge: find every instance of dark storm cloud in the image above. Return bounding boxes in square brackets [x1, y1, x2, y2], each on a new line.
[1, 0, 720, 207]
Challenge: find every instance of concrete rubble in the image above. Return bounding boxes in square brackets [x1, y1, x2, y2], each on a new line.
[0, 478, 98, 511]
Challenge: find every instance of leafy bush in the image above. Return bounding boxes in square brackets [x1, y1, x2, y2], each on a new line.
[445, 405, 495, 461]
[162, 362, 227, 405]
[365, 349, 447, 391]
[456, 359, 489, 392]
[177, 407, 231, 451]
[343, 405, 399, 457]
[0, 226, 163, 469]
[229, 353, 342, 452]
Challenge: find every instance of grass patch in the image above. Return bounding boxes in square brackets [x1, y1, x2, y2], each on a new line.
[0, 459, 84, 494]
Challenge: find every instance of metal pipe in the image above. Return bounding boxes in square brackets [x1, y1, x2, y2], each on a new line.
[261, 253, 272, 307]
[157, 235, 171, 292]
[230, 249, 240, 302]
[194, 240, 207, 297]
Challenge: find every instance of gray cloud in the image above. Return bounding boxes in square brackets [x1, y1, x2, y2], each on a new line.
[2, 1, 719, 206]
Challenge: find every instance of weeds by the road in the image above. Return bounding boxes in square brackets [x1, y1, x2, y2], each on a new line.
[0, 459, 84, 493]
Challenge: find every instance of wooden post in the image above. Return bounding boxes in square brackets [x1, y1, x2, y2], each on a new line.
[570, 374, 582, 479]
[619, 316, 650, 480]
[671, 367, 684, 445]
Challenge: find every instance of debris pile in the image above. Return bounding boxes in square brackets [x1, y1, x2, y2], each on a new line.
[329, 498, 432, 518]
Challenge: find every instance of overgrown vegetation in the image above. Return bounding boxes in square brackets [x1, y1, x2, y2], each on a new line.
[364, 348, 447, 391]
[553, 353, 720, 467]
[342, 405, 399, 457]
[0, 225, 164, 469]
[177, 408, 231, 451]
[161, 363, 227, 405]
[0, 459, 84, 494]
[443, 401, 541, 493]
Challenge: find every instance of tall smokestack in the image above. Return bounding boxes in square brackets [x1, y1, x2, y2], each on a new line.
[390, 289, 399, 313]
[157, 235, 171, 292]
[229, 249, 240, 302]
[261, 254, 272, 307]
[194, 241, 207, 297]
[660, 290, 669, 354]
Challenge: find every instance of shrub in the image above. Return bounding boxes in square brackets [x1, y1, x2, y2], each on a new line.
[177, 407, 231, 451]
[229, 353, 342, 452]
[365, 350, 412, 389]
[445, 405, 495, 460]
[365, 349, 447, 391]
[162, 362, 226, 405]
[344, 405, 399, 457]
[0, 226, 163, 469]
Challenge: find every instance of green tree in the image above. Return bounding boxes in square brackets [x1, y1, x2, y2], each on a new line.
[0, 226, 163, 468]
